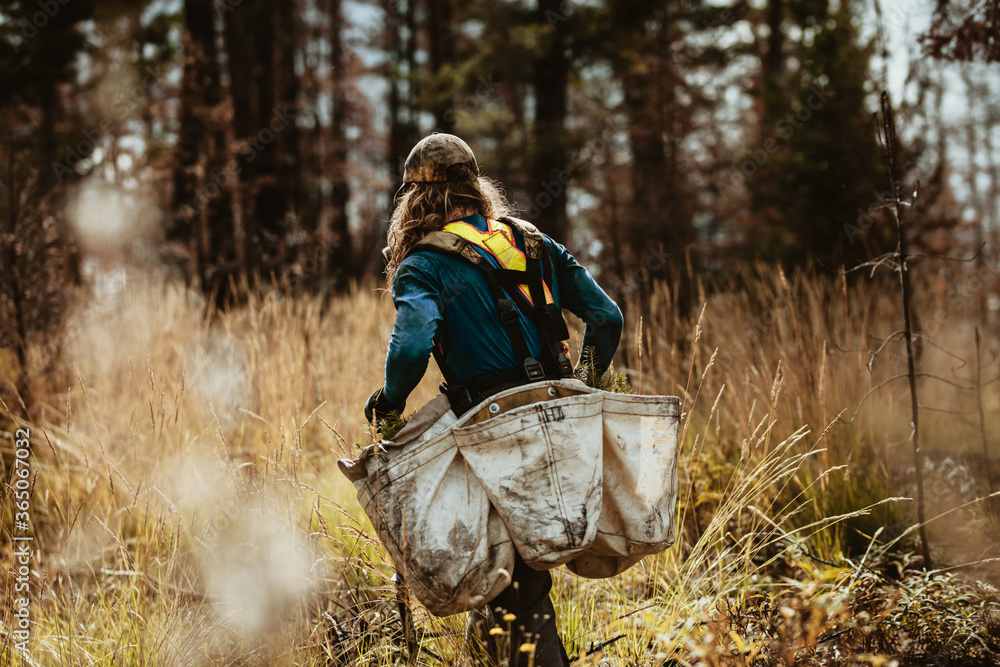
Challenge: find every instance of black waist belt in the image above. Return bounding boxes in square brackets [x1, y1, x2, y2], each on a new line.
[442, 368, 562, 416]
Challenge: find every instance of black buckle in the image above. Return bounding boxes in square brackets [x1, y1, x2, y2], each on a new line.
[457, 386, 474, 410]
[542, 303, 571, 339]
[523, 357, 545, 381]
[498, 298, 519, 324]
[442, 382, 474, 415]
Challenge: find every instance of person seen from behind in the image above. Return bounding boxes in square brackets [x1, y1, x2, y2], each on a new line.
[365, 133, 623, 666]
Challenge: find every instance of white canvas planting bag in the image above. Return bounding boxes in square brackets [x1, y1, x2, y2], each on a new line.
[340, 394, 515, 616]
[565, 392, 681, 579]
[339, 379, 681, 617]
[455, 383, 604, 568]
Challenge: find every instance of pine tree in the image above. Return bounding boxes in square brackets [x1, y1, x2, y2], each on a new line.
[747, 0, 888, 266]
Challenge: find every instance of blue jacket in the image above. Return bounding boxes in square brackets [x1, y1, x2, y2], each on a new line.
[383, 214, 623, 406]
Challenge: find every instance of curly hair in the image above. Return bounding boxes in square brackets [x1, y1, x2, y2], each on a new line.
[383, 176, 511, 285]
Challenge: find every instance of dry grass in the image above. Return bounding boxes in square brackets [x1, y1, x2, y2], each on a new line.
[1, 261, 999, 665]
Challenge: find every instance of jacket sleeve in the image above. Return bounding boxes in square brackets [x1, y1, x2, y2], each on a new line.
[545, 236, 623, 375]
[383, 258, 443, 406]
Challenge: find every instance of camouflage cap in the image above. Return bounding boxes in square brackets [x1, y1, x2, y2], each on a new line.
[402, 133, 479, 184]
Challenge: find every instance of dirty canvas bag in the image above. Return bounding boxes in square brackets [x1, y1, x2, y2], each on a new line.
[339, 381, 681, 615]
[339, 394, 517, 616]
[338, 380, 605, 616]
[566, 392, 682, 579]
[455, 380, 605, 569]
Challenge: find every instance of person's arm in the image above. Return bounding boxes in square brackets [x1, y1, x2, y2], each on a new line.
[545, 237, 623, 375]
[381, 258, 443, 407]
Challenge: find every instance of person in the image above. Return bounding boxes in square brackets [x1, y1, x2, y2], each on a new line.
[365, 132, 623, 667]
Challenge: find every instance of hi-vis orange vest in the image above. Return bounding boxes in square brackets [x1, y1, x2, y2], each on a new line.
[413, 216, 573, 386]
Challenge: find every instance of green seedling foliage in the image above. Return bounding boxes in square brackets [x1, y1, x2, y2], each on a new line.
[577, 347, 632, 394]
[358, 411, 412, 450]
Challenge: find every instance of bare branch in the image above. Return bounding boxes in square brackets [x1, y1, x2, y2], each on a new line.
[911, 334, 969, 368]
[867, 331, 969, 369]
[843, 251, 899, 277]
[847, 373, 910, 422]
[867, 331, 906, 372]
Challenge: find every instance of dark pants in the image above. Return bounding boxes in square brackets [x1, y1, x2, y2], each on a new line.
[466, 553, 571, 666]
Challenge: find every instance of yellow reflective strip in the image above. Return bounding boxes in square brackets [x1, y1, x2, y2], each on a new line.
[484, 232, 527, 271]
[443, 222, 525, 270]
[442, 220, 487, 244]
[442, 219, 561, 310]
[491, 218, 517, 246]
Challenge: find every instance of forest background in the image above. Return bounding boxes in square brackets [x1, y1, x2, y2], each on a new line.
[2, 0, 1000, 664]
[1, 0, 998, 315]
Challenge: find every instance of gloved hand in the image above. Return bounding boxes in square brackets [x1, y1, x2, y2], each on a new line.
[365, 387, 405, 424]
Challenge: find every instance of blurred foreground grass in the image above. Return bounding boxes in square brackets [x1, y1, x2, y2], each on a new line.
[2, 263, 1000, 666]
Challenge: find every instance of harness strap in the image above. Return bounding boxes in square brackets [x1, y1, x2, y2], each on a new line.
[412, 218, 573, 414]
[486, 269, 546, 382]
[491, 262, 573, 378]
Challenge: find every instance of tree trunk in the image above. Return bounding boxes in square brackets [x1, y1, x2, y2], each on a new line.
[530, 0, 569, 242]
[762, 0, 785, 121]
[609, 2, 694, 312]
[224, 0, 292, 283]
[622, 63, 669, 255]
[277, 3, 303, 231]
[173, 0, 230, 290]
[427, 0, 455, 133]
[387, 0, 419, 188]
[328, 0, 351, 284]
[252, 2, 282, 264]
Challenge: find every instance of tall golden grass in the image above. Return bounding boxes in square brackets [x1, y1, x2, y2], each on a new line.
[1, 261, 998, 665]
